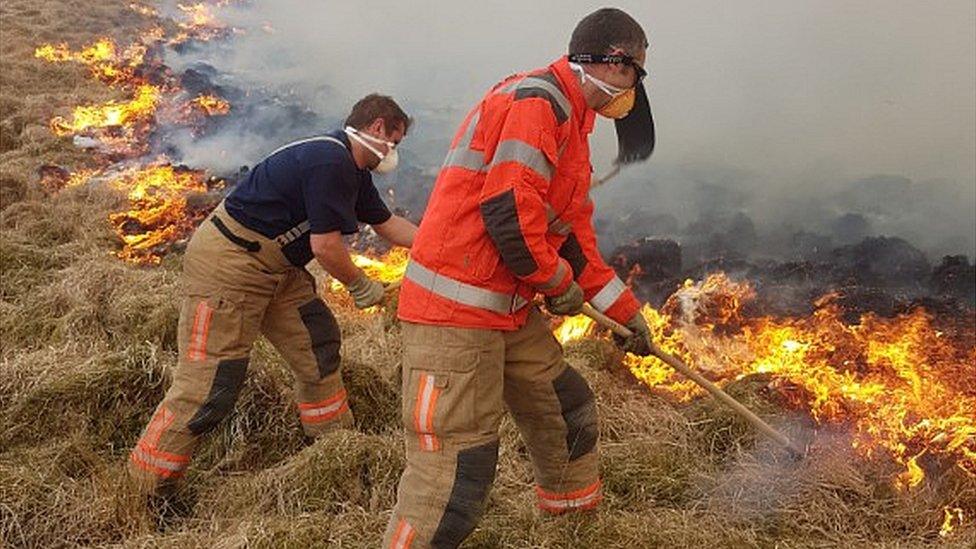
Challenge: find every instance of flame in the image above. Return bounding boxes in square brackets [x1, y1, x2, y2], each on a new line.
[34, 4, 240, 263]
[129, 2, 159, 17]
[174, 2, 234, 43]
[329, 255, 974, 493]
[190, 94, 231, 116]
[107, 164, 214, 264]
[328, 248, 410, 294]
[50, 84, 161, 136]
[599, 274, 976, 488]
[65, 170, 98, 189]
[940, 506, 964, 538]
[34, 36, 153, 86]
[177, 2, 220, 28]
[554, 315, 595, 345]
[34, 39, 125, 84]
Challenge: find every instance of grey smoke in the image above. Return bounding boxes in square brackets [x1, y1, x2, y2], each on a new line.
[162, 0, 975, 258]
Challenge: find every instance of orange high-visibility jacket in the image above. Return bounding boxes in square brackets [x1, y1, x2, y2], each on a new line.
[398, 56, 640, 330]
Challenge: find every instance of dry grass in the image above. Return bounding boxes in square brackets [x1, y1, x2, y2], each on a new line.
[2, 1, 975, 547]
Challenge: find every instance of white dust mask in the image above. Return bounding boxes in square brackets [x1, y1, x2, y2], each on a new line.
[344, 126, 399, 174]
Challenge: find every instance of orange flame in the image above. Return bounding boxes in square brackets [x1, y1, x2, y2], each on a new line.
[107, 164, 214, 264]
[554, 315, 595, 345]
[35, 4, 241, 264]
[129, 2, 159, 17]
[50, 84, 161, 136]
[190, 94, 231, 116]
[605, 274, 976, 488]
[940, 506, 965, 538]
[173, 2, 233, 43]
[328, 254, 973, 495]
[328, 248, 410, 294]
[34, 36, 153, 86]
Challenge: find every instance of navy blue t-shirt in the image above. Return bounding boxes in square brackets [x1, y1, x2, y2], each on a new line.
[224, 130, 392, 266]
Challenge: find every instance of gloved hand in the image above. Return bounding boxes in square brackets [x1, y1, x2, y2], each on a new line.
[612, 311, 653, 356]
[544, 281, 584, 316]
[345, 274, 386, 309]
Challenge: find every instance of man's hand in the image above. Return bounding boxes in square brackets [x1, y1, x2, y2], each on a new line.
[346, 274, 386, 309]
[544, 281, 584, 316]
[612, 311, 652, 356]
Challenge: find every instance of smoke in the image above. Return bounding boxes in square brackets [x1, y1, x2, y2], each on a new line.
[163, 0, 975, 258]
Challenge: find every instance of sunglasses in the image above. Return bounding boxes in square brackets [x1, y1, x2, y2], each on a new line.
[567, 53, 647, 87]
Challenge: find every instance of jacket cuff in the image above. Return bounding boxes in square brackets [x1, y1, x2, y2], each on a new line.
[603, 288, 640, 325]
[538, 258, 574, 297]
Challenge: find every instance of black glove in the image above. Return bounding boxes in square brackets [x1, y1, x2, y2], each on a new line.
[612, 311, 653, 356]
[544, 281, 584, 316]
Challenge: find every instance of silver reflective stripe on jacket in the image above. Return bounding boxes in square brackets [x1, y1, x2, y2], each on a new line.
[590, 275, 627, 313]
[269, 136, 348, 247]
[405, 260, 529, 315]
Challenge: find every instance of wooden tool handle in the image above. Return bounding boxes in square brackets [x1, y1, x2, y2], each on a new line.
[579, 303, 804, 458]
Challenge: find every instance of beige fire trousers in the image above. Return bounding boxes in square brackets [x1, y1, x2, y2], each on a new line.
[128, 202, 352, 493]
[384, 308, 602, 549]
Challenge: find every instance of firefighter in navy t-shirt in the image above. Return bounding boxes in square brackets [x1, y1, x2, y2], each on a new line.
[128, 94, 417, 494]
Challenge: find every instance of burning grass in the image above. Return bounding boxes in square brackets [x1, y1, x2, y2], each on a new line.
[2, 0, 975, 547]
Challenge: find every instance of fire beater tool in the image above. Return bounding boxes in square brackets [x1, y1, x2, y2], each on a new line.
[580, 302, 806, 459]
[382, 278, 802, 458]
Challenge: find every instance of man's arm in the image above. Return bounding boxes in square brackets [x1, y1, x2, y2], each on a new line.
[478, 98, 573, 297]
[372, 215, 417, 248]
[311, 231, 386, 309]
[310, 231, 361, 284]
[557, 199, 640, 324]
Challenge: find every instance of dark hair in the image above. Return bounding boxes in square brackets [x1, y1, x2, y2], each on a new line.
[344, 94, 412, 134]
[569, 8, 647, 57]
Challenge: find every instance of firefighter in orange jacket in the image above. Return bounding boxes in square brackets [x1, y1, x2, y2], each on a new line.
[385, 8, 654, 548]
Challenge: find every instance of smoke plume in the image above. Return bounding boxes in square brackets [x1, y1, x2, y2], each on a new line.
[162, 0, 976, 259]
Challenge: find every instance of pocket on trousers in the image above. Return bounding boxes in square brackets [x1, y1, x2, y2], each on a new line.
[402, 347, 482, 442]
[178, 285, 247, 362]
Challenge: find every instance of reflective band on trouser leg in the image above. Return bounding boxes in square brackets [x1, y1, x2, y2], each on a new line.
[536, 480, 603, 513]
[413, 373, 442, 452]
[131, 443, 191, 479]
[389, 518, 416, 549]
[187, 300, 214, 362]
[130, 405, 189, 479]
[404, 260, 528, 315]
[589, 275, 627, 313]
[298, 389, 349, 424]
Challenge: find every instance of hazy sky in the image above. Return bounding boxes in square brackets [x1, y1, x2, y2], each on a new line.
[200, 1, 975, 183]
[171, 1, 976, 254]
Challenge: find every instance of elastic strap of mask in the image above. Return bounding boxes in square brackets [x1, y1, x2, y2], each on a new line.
[568, 62, 626, 97]
[344, 126, 386, 160]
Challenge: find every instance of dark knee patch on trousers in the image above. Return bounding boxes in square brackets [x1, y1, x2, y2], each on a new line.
[298, 299, 341, 378]
[187, 358, 249, 435]
[431, 440, 500, 548]
[552, 367, 598, 461]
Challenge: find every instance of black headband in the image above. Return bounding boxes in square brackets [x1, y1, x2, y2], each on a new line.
[568, 53, 631, 65]
[567, 53, 647, 83]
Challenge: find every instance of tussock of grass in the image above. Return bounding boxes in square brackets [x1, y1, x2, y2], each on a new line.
[209, 430, 404, 518]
